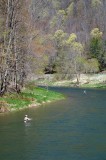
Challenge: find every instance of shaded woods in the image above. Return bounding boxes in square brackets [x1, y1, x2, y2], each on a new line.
[0, 0, 106, 95]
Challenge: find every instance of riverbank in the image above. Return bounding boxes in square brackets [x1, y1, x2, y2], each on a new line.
[0, 84, 64, 113]
[33, 73, 106, 89]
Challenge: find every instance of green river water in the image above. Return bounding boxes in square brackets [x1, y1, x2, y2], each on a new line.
[0, 87, 106, 160]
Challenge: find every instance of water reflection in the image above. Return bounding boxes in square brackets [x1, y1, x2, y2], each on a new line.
[24, 121, 32, 127]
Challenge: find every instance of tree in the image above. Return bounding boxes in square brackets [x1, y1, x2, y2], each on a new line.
[82, 58, 100, 73]
[50, 9, 67, 31]
[91, 0, 102, 8]
[0, 0, 27, 95]
[66, 33, 84, 84]
[52, 29, 67, 77]
[89, 28, 103, 69]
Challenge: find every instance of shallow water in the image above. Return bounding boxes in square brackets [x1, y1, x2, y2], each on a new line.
[0, 87, 106, 160]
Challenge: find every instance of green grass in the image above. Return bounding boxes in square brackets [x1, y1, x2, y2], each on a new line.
[81, 83, 106, 88]
[0, 86, 64, 111]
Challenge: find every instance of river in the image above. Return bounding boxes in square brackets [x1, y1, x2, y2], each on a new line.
[0, 87, 106, 160]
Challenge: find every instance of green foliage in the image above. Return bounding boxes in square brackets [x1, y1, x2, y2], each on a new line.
[90, 28, 102, 39]
[72, 42, 84, 53]
[81, 83, 106, 88]
[57, 9, 67, 24]
[53, 29, 67, 48]
[66, 33, 77, 44]
[57, 10, 66, 16]
[67, 33, 84, 54]
[90, 38, 102, 57]
[66, 2, 74, 16]
[50, 16, 58, 28]
[52, 0, 61, 10]
[50, 8, 67, 29]
[89, 28, 103, 67]
[91, 0, 102, 8]
[64, 33, 84, 82]
[54, 30, 66, 40]
[85, 58, 100, 73]
[53, 30, 67, 74]
[75, 57, 99, 73]
[0, 86, 64, 110]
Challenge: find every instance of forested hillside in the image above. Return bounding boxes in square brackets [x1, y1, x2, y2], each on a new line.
[0, 0, 106, 94]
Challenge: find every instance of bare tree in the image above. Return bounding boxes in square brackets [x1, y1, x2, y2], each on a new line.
[0, 0, 27, 95]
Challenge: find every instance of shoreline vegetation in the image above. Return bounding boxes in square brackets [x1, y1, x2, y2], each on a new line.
[33, 73, 106, 89]
[37, 81, 106, 89]
[0, 73, 106, 113]
[0, 82, 64, 113]
[41, 81, 106, 89]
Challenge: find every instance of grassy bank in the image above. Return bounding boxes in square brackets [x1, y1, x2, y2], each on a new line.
[35, 78, 106, 89]
[0, 85, 64, 112]
[35, 79, 106, 89]
[80, 83, 106, 89]
[34, 73, 106, 88]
